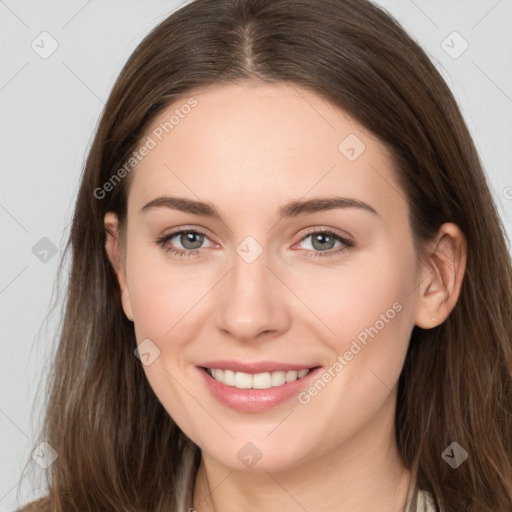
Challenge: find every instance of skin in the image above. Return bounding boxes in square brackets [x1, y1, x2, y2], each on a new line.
[104, 82, 467, 512]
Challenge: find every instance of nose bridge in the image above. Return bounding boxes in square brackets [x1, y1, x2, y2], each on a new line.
[214, 241, 289, 341]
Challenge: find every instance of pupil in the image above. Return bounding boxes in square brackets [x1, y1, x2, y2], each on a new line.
[313, 233, 334, 251]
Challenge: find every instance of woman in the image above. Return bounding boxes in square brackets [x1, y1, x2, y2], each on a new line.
[18, 0, 512, 511]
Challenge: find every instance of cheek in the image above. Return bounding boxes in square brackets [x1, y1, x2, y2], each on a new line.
[125, 244, 221, 363]
[124, 247, 212, 425]
[286, 253, 417, 441]
[293, 247, 417, 378]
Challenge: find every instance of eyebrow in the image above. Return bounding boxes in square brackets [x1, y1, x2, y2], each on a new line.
[141, 195, 379, 219]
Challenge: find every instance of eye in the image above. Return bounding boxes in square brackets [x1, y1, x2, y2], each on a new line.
[297, 229, 354, 258]
[156, 229, 214, 257]
[156, 227, 354, 259]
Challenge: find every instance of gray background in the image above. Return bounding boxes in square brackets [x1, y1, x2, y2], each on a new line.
[1, 1, 511, 510]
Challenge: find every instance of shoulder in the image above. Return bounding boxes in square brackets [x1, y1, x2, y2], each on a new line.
[13, 496, 50, 512]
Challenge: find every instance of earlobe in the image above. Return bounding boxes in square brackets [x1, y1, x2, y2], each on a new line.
[414, 223, 467, 329]
[104, 212, 134, 322]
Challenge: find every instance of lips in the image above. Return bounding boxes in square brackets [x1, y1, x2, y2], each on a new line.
[197, 361, 322, 413]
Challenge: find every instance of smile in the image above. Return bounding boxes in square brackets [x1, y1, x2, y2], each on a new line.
[206, 368, 311, 389]
[197, 363, 323, 413]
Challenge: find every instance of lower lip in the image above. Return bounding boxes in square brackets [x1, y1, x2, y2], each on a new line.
[197, 366, 322, 413]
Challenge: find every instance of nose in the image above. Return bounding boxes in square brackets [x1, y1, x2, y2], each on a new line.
[214, 249, 291, 343]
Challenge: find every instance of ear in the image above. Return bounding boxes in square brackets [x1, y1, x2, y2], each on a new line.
[414, 222, 467, 329]
[104, 212, 134, 321]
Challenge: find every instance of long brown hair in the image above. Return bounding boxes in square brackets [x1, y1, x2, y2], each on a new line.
[19, 0, 512, 510]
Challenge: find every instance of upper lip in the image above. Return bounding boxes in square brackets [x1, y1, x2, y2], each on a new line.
[199, 360, 320, 373]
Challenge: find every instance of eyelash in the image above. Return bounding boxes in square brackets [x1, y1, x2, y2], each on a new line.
[156, 228, 355, 259]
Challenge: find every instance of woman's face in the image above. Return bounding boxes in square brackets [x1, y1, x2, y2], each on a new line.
[107, 82, 431, 472]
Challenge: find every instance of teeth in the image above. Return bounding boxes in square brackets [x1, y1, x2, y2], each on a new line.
[285, 370, 297, 382]
[207, 368, 311, 389]
[223, 369, 235, 386]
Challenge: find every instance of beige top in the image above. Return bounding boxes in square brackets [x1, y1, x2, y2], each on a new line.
[403, 463, 438, 512]
[406, 489, 437, 511]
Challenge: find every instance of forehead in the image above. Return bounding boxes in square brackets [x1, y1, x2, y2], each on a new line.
[128, 82, 406, 220]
